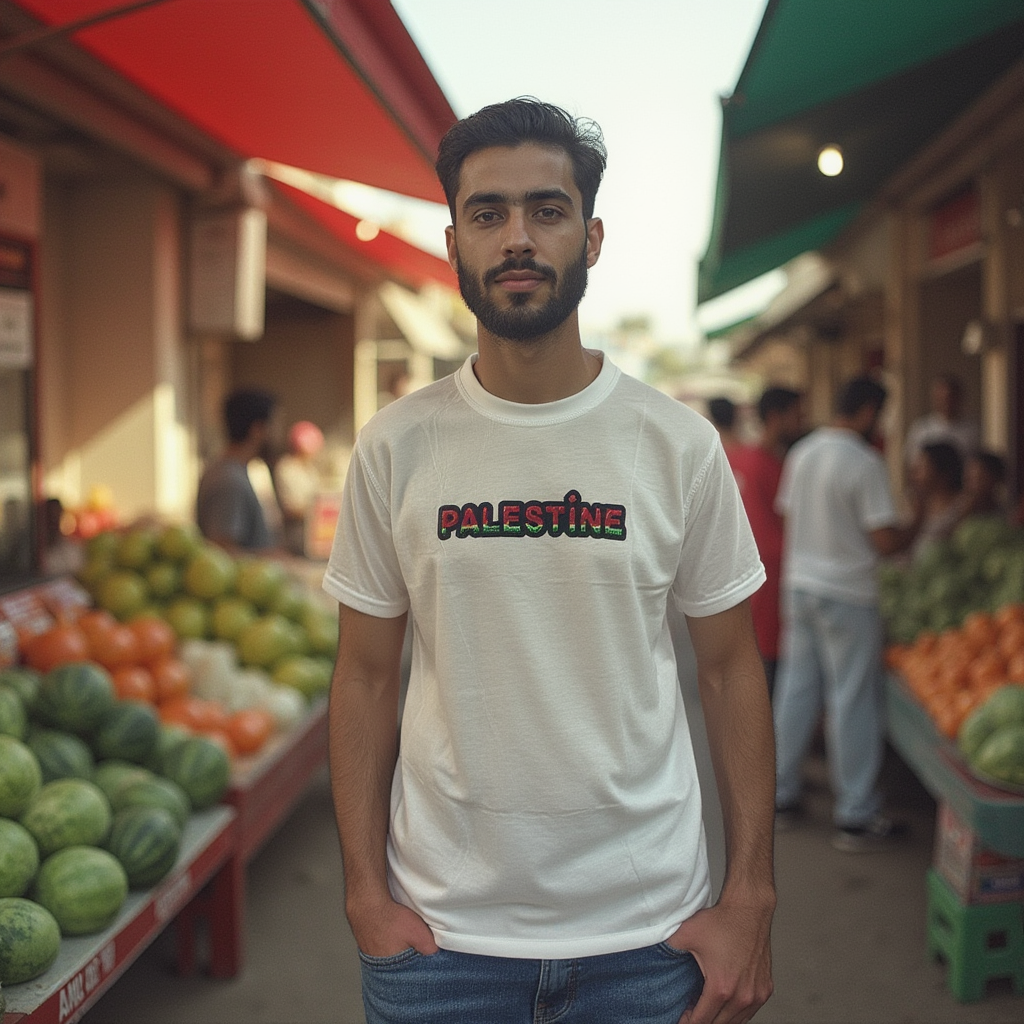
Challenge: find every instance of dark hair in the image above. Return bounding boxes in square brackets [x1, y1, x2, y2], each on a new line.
[836, 376, 887, 418]
[971, 449, 1006, 484]
[435, 97, 607, 221]
[223, 388, 276, 444]
[708, 397, 737, 430]
[757, 386, 801, 423]
[921, 442, 963, 492]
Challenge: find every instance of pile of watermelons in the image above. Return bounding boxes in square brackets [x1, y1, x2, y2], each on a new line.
[0, 661, 231, 988]
[957, 683, 1024, 790]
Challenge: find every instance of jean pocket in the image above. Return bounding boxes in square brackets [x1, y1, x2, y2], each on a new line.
[357, 946, 423, 969]
[656, 940, 694, 961]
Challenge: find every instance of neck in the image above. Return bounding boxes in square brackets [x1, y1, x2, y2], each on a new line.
[473, 313, 600, 403]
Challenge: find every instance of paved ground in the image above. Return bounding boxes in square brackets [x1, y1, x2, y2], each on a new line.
[79, 741, 1024, 1024]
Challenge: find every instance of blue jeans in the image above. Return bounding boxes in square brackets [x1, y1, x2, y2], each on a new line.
[773, 588, 884, 827]
[359, 943, 704, 1024]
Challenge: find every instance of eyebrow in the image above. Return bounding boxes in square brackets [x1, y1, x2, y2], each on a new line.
[462, 187, 576, 211]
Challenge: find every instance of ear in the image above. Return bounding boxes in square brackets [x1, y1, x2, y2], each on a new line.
[445, 224, 458, 273]
[585, 217, 604, 268]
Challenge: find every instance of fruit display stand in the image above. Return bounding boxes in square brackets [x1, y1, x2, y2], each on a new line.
[171, 695, 328, 977]
[885, 674, 1024, 857]
[1, 805, 236, 1024]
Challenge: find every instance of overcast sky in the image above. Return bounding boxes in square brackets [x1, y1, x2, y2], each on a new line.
[388, 0, 769, 345]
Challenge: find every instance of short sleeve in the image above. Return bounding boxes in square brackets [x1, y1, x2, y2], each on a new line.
[321, 443, 409, 617]
[856, 455, 899, 531]
[672, 441, 766, 618]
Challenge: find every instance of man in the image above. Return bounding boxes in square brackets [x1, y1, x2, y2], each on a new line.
[196, 387, 279, 553]
[904, 373, 980, 466]
[707, 396, 741, 453]
[773, 377, 922, 851]
[726, 388, 803, 695]
[324, 98, 775, 1024]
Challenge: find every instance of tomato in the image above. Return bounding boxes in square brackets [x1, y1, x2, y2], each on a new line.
[22, 623, 90, 671]
[201, 728, 238, 759]
[158, 696, 195, 729]
[89, 622, 140, 670]
[158, 694, 226, 732]
[128, 616, 176, 666]
[150, 657, 192, 703]
[225, 707, 275, 755]
[76, 608, 118, 642]
[111, 664, 156, 703]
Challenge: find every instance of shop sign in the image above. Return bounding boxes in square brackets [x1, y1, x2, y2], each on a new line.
[927, 187, 981, 262]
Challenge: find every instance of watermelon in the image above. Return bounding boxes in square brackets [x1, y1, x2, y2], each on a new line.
[161, 735, 231, 810]
[34, 846, 128, 935]
[111, 774, 191, 829]
[0, 667, 41, 714]
[106, 806, 181, 888]
[143, 723, 192, 774]
[0, 897, 61, 984]
[25, 728, 95, 783]
[973, 723, 1024, 786]
[35, 662, 116, 735]
[0, 736, 43, 819]
[0, 687, 27, 740]
[91, 760, 154, 803]
[0, 820, 39, 899]
[20, 779, 113, 858]
[91, 700, 159, 764]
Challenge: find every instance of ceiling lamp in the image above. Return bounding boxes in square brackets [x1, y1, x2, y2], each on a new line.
[817, 145, 844, 177]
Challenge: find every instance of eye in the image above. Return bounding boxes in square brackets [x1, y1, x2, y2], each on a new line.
[473, 210, 501, 224]
[535, 206, 563, 221]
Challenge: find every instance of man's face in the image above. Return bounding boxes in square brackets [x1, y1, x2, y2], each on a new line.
[445, 143, 603, 343]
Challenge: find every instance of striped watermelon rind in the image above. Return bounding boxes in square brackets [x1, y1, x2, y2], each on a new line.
[106, 806, 182, 889]
[111, 775, 191, 829]
[25, 729, 95, 784]
[0, 667, 41, 714]
[0, 736, 43, 819]
[19, 779, 113, 859]
[90, 700, 159, 764]
[0, 820, 40, 899]
[0, 687, 27, 740]
[0, 897, 61, 984]
[35, 663, 116, 735]
[91, 760, 154, 803]
[161, 735, 231, 810]
[33, 846, 128, 936]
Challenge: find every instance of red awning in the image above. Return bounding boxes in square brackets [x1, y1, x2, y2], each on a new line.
[7, 0, 456, 203]
[273, 178, 455, 290]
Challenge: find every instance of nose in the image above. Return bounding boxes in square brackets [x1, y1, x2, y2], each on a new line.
[501, 208, 534, 257]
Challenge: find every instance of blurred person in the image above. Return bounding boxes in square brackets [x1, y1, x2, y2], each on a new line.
[904, 373, 979, 466]
[726, 387, 804, 696]
[907, 442, 963, 562]
[707, 395, 740, 452]
[324, 97, 775, 1024]
[274, 420, 326, 556]
[773, 376, 923, 852]
[196, 388, 281, 553]
[958, 449, 1007, 520]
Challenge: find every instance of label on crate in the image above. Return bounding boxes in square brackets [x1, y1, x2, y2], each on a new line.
[0, 587, 54, 642]
[0, 615, 18, 667]
[58, 940, 116, 1023]
[38, 576, 92, 621]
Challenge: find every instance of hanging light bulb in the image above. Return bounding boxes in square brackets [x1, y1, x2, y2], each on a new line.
[817, 145, 844, 177]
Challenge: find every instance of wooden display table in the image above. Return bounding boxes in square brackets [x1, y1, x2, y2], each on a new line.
[2, 807, 236, 1024]
[885, 675, 1024, 857]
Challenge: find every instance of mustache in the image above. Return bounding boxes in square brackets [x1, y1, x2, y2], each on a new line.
[483, 257, 558, 286]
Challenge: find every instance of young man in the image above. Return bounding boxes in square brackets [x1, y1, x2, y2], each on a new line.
[773, 377, 922, 851]
[196, 387, 279, 553]
[324, 98, 775, 1024]
[726, 388, 804, 695]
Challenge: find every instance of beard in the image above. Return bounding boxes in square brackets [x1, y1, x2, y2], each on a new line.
[456, 240, 590, 343]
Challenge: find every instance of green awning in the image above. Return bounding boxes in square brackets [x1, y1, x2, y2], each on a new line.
[698, 0, 1024, 305]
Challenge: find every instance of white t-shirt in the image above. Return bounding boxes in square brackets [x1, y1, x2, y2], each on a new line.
[323, 352, 764, 959]
[904, 413, 980, 465]
[776, 427, 898, 605]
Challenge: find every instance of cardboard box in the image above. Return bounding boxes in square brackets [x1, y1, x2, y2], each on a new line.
[933, 802, 1024, 904]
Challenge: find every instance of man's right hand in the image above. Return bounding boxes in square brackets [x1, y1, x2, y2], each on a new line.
[348, 897, 440, 958]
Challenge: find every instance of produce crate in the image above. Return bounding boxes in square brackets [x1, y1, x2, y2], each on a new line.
[934, 802, 1024, 904]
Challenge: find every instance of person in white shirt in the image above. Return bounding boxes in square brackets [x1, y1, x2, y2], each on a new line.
[773, 377, 922, 851]
[904, 373, 980, 466]
[324, 97, 775, 1024]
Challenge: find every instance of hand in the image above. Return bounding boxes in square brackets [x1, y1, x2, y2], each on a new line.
[347, 896, 439, 958]
[670, 896, 774, 1024]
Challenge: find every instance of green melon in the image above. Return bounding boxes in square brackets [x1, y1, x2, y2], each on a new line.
[91, 760, 154, 803]
[111, 774, 191, 829]
[972, 723, 1024, 786]
[90, 700, 159, 764]
[0, 736, 43, 819]
[106, 806, 182, 889]
[142, 723, 192, 775]
[161, 735, 231, 810]
[0, 667, 41, 714]
[0, 686, 27, 740]
[25, 728, 95, 784]
[35, 662, 116, 735]
[0, 897, 61, 984]
[34, 846, 128, 936]
[20, 779, 112, 858]
[0, 820, 39, 899]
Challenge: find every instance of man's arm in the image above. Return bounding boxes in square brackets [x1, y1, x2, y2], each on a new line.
[328, 603, 438, 957]
[672, 599, 776, 1024]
